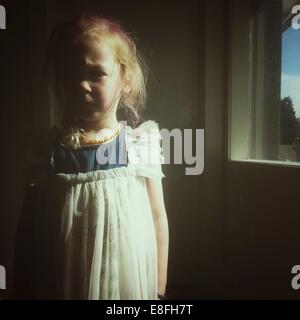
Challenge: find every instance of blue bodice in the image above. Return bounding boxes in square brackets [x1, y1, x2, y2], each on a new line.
[52, 133, 128, 174]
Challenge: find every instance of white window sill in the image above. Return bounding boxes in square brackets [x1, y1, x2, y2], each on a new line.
[228, 159, 300, 168]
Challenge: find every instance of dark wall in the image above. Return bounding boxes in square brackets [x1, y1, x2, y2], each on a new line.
[225, 162, 300, 299]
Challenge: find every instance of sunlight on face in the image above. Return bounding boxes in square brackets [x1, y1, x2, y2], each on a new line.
[63, 39, 123, 122]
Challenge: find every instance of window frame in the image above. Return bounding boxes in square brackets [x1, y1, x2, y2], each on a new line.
[227, 0, 300, 168]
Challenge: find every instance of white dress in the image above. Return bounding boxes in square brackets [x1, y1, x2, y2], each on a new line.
[47, 120, 165, 300]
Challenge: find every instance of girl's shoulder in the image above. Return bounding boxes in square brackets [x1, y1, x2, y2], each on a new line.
[126, 119, 161, 133]
[125, 119, 165, 167]
[125, 120, 162, 144]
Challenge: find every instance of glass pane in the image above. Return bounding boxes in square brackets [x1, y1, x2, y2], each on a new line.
[280, 23, 300, 162]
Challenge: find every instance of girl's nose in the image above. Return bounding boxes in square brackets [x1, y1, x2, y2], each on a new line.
[80, 80, 92, 93]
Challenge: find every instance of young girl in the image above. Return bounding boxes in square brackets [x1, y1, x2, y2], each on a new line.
[15, 13, 169, 300]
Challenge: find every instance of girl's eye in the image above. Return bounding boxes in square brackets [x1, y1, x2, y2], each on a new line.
[90, 70, 106, 80]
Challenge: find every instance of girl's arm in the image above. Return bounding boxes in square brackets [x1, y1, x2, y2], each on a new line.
[146, 177, 169, 298]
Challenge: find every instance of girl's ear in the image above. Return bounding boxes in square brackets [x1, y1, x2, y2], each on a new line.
[123, 84, 131, 94]
[122, 76, 131, 95]
[119, 64, 131, 95]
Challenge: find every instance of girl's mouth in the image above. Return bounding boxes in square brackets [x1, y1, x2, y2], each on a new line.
[83, 94, 95, 104]
[80, 102, 100, 112]
[78, 98, 98, 108]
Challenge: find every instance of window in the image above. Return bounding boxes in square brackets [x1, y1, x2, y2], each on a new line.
[228, 0, 300, 166]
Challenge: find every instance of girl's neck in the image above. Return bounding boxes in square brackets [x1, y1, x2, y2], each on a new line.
[76, 117, 120, 135]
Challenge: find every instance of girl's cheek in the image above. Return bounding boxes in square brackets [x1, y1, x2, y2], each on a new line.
[94, 85, 105, 99]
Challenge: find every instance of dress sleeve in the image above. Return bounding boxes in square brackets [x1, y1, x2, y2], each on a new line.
[126, 120, 166, 179]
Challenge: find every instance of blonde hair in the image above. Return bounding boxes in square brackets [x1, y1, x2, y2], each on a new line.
[47, 12, 148, 146]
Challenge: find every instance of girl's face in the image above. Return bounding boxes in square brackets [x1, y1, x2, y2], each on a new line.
[63, 39, 123, 122]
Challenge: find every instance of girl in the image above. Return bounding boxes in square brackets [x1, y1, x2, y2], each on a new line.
[15, 13, 169, 300]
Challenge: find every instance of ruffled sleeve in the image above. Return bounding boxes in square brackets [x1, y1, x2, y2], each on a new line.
[126, 120, 165, 179]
